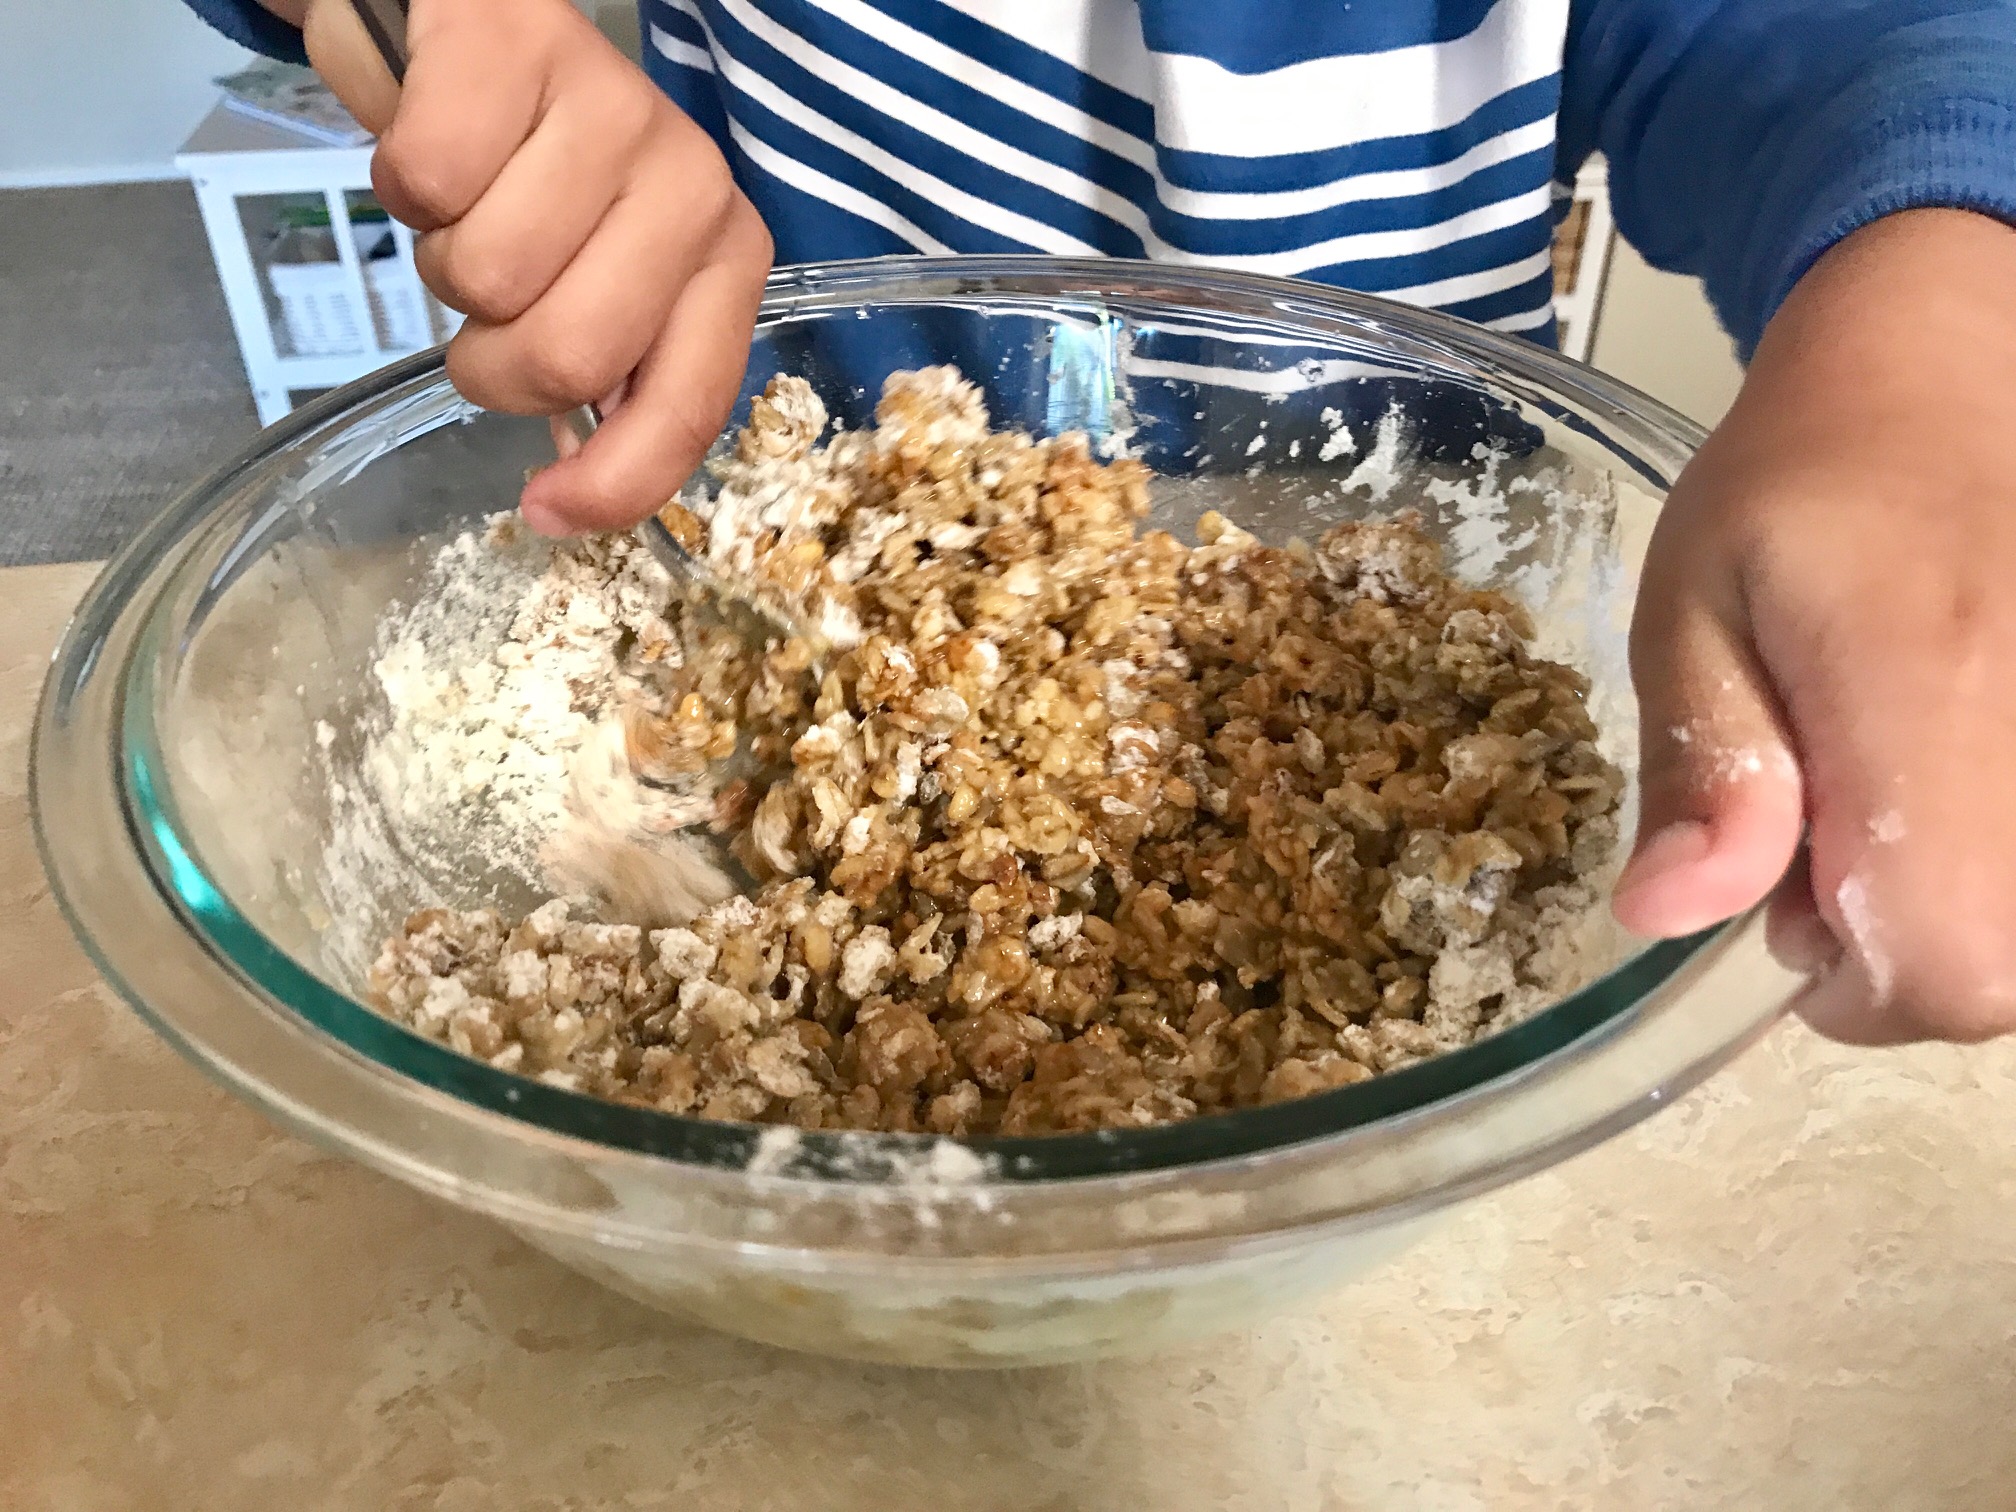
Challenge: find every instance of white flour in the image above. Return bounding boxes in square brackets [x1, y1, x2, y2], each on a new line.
[1340, 406, 1408, 501]
[745, 1124, 1001, 1194]
[1317, 406, 1358, 462]
[315, 520, 723, 980]
[1835, 871, 1894, 1004]
[379, 523, 681, 863]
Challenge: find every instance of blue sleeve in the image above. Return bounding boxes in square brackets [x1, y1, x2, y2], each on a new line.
[181, 0, 309, 65]
[1561, 0, 2016, 355]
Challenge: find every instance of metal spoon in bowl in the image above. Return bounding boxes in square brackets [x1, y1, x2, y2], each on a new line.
[550, 406, 829, 657]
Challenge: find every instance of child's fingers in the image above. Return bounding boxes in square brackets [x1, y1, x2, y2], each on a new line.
[1764, 851, 1838, 978]
[443, 139, 734, 417]
[545, 380, 623, 466]
[411, 83, 652, 324]
[1766, 560, 2016, 1044]
[1793, 961, 1917, 1047]
[1612, 529, 1805, 939]
[300, 0, 401, 132]
[521, 204, 771, 533]
[298, 0, 767, 537]
[1630, 210, 2016, 1048]
[1695, 445, 2016, 1043]
[360, 0, 556, 232]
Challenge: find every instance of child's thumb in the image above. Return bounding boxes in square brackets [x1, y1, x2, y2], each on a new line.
[1612, 585, 1805, 938]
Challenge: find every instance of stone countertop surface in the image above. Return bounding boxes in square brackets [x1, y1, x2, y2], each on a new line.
[6, 560, 2016, 1512]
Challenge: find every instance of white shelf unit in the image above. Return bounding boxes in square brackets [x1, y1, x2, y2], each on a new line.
[1553, 158, 1617, 364]
[177, 103, 460, 425]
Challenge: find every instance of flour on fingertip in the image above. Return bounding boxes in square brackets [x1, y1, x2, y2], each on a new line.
[1834, 872, 1894, 1004]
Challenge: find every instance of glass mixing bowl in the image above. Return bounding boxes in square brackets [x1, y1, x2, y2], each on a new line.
[34, 257, 1797, 1367]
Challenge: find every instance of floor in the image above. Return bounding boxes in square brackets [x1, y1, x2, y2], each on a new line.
[0, 180, 259, 566]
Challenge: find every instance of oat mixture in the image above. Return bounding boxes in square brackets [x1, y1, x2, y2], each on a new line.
[368, 369, 1623, 1136]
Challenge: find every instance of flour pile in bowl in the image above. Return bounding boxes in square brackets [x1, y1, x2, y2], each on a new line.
[363, 367, 1625, 1136]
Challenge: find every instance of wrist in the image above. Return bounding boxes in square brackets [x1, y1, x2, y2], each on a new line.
[1722, 209, 2016, 460]
[1753, 209, 2016, 385]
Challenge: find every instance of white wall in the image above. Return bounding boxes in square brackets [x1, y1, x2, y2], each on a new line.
[0, 0, 643, 188]
[1589, 238, 1746, 429]
[0, 0, 254, 187]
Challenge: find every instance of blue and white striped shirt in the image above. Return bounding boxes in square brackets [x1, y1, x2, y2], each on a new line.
[194, 0, 2016, 353]
[647, 0, 1569, 335]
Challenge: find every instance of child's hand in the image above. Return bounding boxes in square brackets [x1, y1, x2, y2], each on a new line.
[1614, 209, 2016, 1044]
[301, 0, 771, 533]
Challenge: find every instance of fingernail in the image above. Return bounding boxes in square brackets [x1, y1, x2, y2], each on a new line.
[520, 497, 573, 538]
[1611, 819, 1715, 935]
[1618, 819, 1712, 894]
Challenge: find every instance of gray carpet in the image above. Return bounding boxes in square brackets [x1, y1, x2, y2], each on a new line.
[0, 181, 261, 566]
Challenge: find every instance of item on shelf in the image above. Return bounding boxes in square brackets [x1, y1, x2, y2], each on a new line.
[266, 208, 432, 357]
[214, 59, 371, 147]
[181, 103, 465, 423]
[1551, 161, 1615, 363]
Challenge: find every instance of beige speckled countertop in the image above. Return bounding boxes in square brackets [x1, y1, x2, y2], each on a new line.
[8, 560, 2016, 1511]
